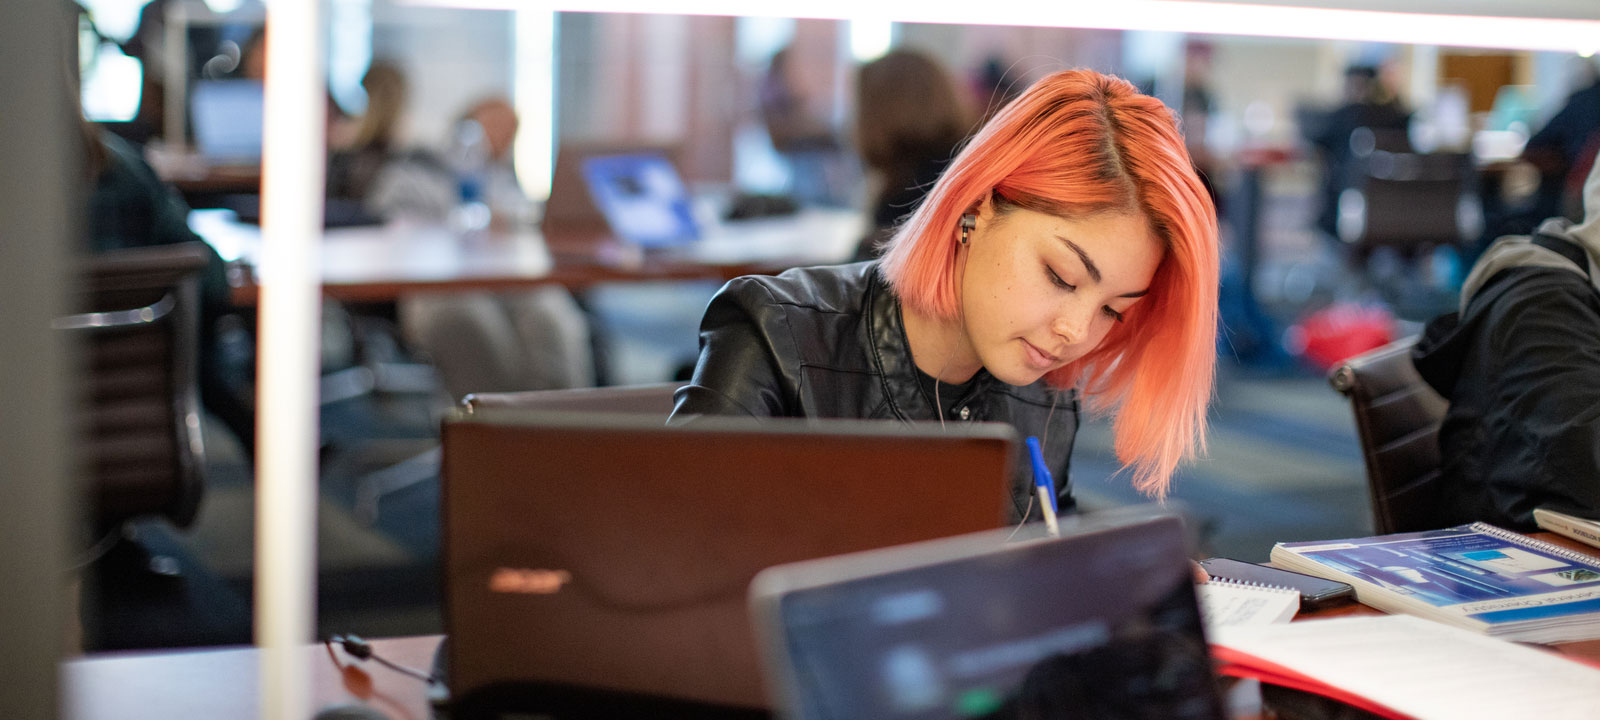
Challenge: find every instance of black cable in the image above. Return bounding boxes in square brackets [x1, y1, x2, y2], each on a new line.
[328, 633, 441, 686]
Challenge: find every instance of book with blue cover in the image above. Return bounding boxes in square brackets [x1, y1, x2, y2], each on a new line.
[1270, 522, 1600, 643]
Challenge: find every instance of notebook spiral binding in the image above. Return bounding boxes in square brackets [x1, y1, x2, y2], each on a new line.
[1470, 522, 1600, 565]
[1206, 576, 1299, 595]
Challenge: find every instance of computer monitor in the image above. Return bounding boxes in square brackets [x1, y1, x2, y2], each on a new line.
[439, 410, 1018, 716]
[750, 508, 1224, 720]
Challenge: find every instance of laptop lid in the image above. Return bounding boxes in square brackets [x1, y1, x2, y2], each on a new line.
[440, 410, 1017, 714]
[544, 142, 683, 228]
[750, 508, 1224, 720]
[189, 79, 264, 165]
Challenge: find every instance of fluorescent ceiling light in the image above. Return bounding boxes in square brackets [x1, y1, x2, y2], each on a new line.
[392, 0, 1600, 54]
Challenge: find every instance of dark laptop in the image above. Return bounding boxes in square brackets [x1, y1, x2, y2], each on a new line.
[749, 508, 1225, 720]
[439, 410, 1018, 717]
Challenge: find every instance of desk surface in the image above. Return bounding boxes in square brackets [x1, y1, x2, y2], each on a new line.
[64, 635, 443, 720]
[64, 534, 1600, 719]
[190, 208, 866, 305]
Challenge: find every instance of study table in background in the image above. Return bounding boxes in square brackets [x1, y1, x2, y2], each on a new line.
[63, 532, 1600, 720]
[189, 207, 866, 306]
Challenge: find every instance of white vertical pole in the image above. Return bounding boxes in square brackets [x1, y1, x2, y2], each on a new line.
[257, 0, 326, 717]
[514, 8, 557, 201]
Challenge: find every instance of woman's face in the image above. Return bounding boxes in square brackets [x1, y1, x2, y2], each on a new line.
[956, 201, 1164, 387]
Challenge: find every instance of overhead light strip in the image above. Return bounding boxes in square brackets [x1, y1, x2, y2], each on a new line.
[394, 0, 1600, 54]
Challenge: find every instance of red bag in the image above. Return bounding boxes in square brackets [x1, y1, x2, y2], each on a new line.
[1283, 303, 1395, 371]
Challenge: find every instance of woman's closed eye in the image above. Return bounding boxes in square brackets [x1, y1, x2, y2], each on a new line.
[1045, 265, 1075, 291]
[1102, 306, 1126, 323]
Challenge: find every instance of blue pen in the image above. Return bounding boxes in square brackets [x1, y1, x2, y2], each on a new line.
[1025, 437, 1060, 537]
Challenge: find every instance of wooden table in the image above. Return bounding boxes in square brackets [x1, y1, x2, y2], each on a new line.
[64, 534, 1600, 719]
[189, 208, 866, 306]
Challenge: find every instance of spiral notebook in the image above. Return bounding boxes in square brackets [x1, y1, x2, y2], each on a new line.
[1271, 522, 1600, 643]
[1197, 578, 1300, 630]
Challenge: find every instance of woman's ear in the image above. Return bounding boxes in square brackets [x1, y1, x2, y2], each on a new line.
[967, 190, 996, 226]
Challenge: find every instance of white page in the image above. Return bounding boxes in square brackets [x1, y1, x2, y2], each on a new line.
[1211, 615, 1600, 719]
[1198, 580, 1299, 631]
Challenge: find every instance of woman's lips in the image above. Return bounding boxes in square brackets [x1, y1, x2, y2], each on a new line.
[1021, 340, 1061, 371]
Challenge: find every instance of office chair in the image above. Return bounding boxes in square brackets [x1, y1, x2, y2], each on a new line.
[353, 383, 680, 522]
[1328, 336, 1451, 534]
[57, 243, 210, 542]
[1337, 148, 1477, 255]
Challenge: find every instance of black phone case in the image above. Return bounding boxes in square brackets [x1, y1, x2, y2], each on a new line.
[1199, 557, 1355, 610]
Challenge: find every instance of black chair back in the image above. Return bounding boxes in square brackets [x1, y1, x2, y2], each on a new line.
[1339, 150, 1476, 253]
[1328, 337, 1451, 533]
[59, 243, 209, 532]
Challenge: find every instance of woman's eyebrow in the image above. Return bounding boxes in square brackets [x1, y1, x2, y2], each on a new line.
[1058, 235, 1149, 298]
[1056, 236, 1101, 283]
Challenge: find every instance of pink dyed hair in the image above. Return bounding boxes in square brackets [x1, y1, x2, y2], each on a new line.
[878, 69, 1220, 497]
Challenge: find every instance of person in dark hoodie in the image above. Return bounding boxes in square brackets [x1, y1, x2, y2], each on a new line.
[1411, 147, 1600, 531]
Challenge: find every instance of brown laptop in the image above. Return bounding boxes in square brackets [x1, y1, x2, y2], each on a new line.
[439, 410, 1015, 717]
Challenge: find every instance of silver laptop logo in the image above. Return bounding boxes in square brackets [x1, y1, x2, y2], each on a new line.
[489, 568, 572, 595]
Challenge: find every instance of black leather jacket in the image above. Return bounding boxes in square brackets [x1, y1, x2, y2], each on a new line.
[671, 261, 1078, 522]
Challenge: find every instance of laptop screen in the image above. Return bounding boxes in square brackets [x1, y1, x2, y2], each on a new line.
[752, 511, 1223, 720]
[190, 79, 264, 164]
[578, 152, 699, 246]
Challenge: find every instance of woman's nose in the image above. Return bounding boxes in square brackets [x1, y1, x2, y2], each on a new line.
[1053, 303, 1091, 345]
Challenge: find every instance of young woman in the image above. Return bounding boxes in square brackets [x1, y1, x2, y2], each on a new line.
[672, 69, 1219, 521]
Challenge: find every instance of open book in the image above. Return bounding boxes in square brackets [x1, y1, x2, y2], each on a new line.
[1271, 523, 1600, 643]
[1211, 615, 1600, 720]
[1534, 507, 1600, 550]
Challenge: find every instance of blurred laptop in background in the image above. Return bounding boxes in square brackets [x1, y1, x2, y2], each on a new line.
[579, 152, 700, 247]
[189, 79, 264, 166]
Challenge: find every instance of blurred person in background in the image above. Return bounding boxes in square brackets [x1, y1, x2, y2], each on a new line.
[759, 44, 850, 206]
[1180, 40, 1222, 212]
[851, 49, 972, 261]
[1307, 64, 1410, 245]
[82, 121, 254, 455]
[71, 2, 254, 454]
[327, 59, 410, 205]
[1412, 146, 1600, 531]
[366, 95, 595, 399]
[1519, 58, 1600, 225]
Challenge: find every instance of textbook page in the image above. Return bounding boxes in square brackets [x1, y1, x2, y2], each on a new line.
[1198, 579, 1298, 631]
[1211, 615, 1600, 719]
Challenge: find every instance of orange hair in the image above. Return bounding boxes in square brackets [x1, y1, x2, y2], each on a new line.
[878, 69, 1219, 497]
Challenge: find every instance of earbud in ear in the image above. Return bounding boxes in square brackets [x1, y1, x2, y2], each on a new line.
[959, 214, 977, 245]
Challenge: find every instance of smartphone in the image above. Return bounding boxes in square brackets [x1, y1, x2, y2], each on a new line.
[1198, 557, 1355, 610]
